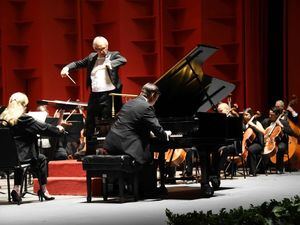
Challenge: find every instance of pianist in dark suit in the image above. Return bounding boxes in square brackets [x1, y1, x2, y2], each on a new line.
[103, 83, 171, 195]
[60, 36, 127, 154]
[0, 92, 65, 203]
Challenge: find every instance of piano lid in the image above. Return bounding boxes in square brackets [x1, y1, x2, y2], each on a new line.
[154, 44, 235, 117]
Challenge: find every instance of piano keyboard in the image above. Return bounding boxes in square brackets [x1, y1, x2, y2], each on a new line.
[170, 134, 183, 138]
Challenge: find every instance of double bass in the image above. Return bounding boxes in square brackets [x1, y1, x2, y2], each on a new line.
[271, 95, 300, 165]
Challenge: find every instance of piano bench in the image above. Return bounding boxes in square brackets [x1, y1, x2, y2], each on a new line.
[82, 155, 140, 203]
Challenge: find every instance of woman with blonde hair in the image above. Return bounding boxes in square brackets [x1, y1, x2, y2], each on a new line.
[0, 92, 65, 203]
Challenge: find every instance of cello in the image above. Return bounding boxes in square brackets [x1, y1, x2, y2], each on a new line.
[263, 111, 285, 157]
[153, 148, 187, 167]
[165, 148, 187, 167]
[241, 111, 261, 160]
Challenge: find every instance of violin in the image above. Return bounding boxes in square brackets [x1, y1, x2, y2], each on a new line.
[226, 93, 239, 117]
[226, 104, 239, 117]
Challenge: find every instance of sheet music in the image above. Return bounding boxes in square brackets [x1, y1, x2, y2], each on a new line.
[27, 111, 48, 123]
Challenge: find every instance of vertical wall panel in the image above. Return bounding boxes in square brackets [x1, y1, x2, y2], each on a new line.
[287, 0, 300, 115]
[0, 0, 263, 116]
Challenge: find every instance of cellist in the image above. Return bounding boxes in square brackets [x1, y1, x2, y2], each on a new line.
[262, 106, 294, 173]
[242, 108, 265, 176]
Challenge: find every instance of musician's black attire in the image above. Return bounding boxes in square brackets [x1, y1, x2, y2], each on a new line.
[287, 110, 298, 124]
[262, 117, 293, 173]
[104, 95, 168, 195]
[10, 115, 64, 186]
[211, 114, 241, 177]
[0, 105, 5, 114]
[65, 51, 127, 154]
[242, 120, 264, 175]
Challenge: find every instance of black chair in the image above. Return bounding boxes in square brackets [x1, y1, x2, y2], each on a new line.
[224, 153, 247, 179]
[82, 154, 140, 203]
[0, 123, 31, 204]
[223, 141, 247, 179]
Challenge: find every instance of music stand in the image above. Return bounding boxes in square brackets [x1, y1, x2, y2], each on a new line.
[45, 117, 59, 126]
[27, 111, 47, 123]
[63, 114, 84, 142]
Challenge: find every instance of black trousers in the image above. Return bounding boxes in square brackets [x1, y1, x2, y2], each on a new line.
[247, 143, 263, 174]
[138, 162, 157, 195]
[85, 91, 113, 141]
[217, 143, 237, 171]
[276, 141, 287, 171]
[14, 154, 48, 186]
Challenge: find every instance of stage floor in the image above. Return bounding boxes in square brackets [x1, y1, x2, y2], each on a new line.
[1, 171, 300, 225]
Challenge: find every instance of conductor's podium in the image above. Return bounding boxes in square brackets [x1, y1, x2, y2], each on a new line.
[33, 160, 101, 196]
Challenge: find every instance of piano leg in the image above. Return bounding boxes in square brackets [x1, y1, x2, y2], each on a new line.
[158, 153, 166, 189]
[209, 150, 221, 190]
[198, 150, 214, 197]
[85, 138, 97, 155]
[152, 152, 168, 197]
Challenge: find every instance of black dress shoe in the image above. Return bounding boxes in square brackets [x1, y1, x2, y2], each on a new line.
[209, 176, 221, 190]
[142, 187, 168, 199]
[276, 170, 284, 174]
[11, 190, 22, 205]
[200, 184, 214, 198]
[249, 172, 257, 177]
[165, 178, 176, 184]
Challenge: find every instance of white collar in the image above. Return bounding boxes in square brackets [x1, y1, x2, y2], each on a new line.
[140, 95, 148, 102]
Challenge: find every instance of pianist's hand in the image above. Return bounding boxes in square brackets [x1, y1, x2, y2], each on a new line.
[165, 130, 172, 141]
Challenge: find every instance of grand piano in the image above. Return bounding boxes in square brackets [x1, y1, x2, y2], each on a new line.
[150, 44, 243, 197]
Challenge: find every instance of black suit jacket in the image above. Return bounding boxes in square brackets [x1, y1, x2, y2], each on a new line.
[10, 115, 63, 163]
[104, 96, 167, 164]
[65, 51, 127, 90]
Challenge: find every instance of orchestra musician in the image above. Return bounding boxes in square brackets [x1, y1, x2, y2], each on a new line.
[60, 36, 127, 155]
[183, 102, 241, 194]
[0, 92, 66, 203]
[242, 108, 265, 176]
[275, 99, 298, 123]
[261, 106, 294, 173]
[214, 102, 241, 176]
[103, 83, 172, 197]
